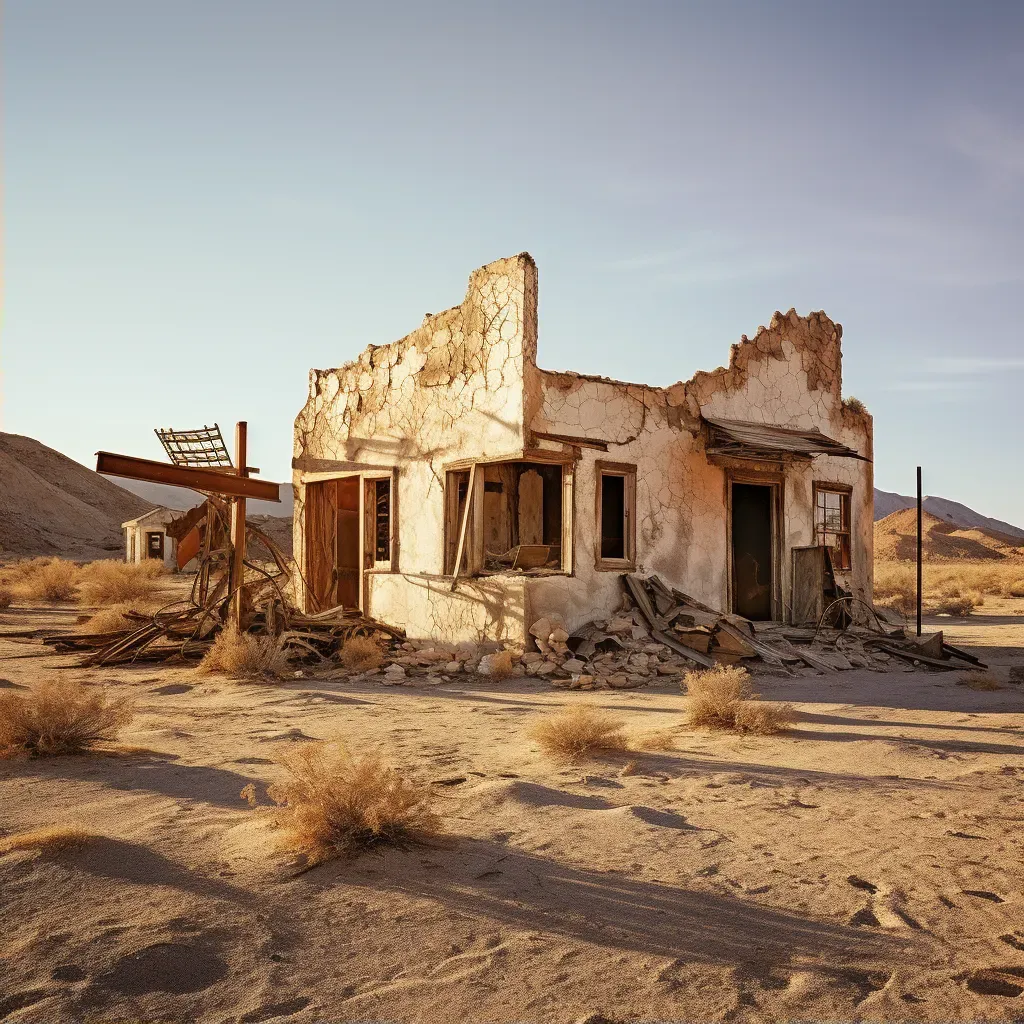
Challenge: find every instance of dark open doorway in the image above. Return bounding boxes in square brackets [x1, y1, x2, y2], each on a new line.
[731, 482, 774, 620]
[145, 531, 164, 561]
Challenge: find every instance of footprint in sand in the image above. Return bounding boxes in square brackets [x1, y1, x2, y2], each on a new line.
[963, 889, 1005, 903]
[97, 941, 228, 996]
[963, 968, 1024, 998]
[240, 996, 313, 1022]
[151, 683, 193, 696]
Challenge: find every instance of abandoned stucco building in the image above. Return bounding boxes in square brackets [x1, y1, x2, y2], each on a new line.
[122, 507, 180, 569]
[292, 253, 873, 643]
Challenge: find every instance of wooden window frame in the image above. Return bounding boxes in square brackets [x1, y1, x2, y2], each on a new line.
[443, 457, 574, 577]
[595, 460, 637, 572]
[363, 473, 397, 573]
[813, 482, 852, 571]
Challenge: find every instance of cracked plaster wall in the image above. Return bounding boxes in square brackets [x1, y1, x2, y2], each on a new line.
[291, 254, 537, 641]
[525, 308, 873, 633]
[292, 254, 873, 642]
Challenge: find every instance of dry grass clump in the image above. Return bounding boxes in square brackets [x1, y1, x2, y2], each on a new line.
[199, 624, 292, 680]
[267, 741, 441, 862]
[683, 665, 794, 735]
[0, 680, 133, 758]
[874, 559, 1024, 616]
[634, 729, 678, 751]
[78, 559, 165, 606]
[481, 649, 516, 679]
[338, 635, 384, 672]
[11, 557, 80, 602]
[843, 396, 867, 414]
[80, 603, 155, 634]
[0, 825, 95, 856]
[960, 671, 1004, 691]
[530, 704, 629, 761]
[0, 586, 13, 609]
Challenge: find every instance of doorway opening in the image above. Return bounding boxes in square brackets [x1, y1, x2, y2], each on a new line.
[145, 531, 165, 561]
[305, 476, 361, 611]
[730, 482, 776, 620]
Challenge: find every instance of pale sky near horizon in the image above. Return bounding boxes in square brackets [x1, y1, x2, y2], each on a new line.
[4, 2, 1024, 523]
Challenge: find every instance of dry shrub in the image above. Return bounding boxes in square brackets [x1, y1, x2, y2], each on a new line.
[683, 665, 794, 735]
[199, 624, 291, 680]
[635, 729, 678, 751]
[481, 649, 515, 679]
[338, 635, 384, 672]
[0, 587, 13, 609]
[0, 825, 94, 856]
[733, 700, 795, 735]
[960, 671, 1003, 691]
[267, 741, 441, 862]
[530, 705, 629, 761]
[78, 560, 165, 606]
[0, 680, 133, 758]
[14, 558, 80, 602]
[875, 559, 1024, 613]
[928, 594, 981, 617]
[843, 396, 867, 414]
[81, 603, 154, 634]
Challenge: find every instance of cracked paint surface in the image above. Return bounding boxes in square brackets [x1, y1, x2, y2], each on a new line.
[293, 255, 873, 642]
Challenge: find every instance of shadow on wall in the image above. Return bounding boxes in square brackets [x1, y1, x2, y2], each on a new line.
[387, 572, 526, 643]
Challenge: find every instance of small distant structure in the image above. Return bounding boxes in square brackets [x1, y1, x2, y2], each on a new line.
[122, 508, 182, 569]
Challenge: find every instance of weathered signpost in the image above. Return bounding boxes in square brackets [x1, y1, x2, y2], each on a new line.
[96, 421, 281, 629]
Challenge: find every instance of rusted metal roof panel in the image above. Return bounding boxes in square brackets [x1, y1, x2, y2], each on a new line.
[703, 417, 870, 462]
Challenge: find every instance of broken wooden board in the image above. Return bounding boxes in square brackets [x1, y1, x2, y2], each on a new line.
[908, 631, 944, 660]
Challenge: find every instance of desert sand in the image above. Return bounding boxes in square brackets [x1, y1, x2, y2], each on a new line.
[1, 589, 1023, 1022]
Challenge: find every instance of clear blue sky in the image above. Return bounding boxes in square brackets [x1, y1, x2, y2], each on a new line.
[5, 1, 1023, 523]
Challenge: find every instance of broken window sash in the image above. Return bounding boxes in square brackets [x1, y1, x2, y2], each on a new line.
[445, 460, 569, 576]
[814, 485, 852, 570]
[374, 478, 390, 563]
[595, 461, 637, 570]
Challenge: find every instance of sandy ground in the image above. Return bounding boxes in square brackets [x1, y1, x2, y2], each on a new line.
[1, 591, 1023, 1023]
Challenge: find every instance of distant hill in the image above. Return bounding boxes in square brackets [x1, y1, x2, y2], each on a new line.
[874, 507, 1024, 563]
[104, 477, 294, 517]
[873, 488, 1024, 542]
[0, 432, 152, 560]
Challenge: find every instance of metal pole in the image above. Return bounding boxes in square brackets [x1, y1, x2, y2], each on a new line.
[230, 422, 248, 629]
[916, 465, 922, 637]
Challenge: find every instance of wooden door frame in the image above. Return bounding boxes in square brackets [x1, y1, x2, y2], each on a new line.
[145, 531, 165, 562]
[303, 473, 365, 614]
[725, 470, 784, 622]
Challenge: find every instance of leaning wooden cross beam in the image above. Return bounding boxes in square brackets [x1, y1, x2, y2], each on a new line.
[96, 421, 281, 628]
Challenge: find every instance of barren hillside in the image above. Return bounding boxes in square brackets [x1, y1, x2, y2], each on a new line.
[0, 432, 151, 560]
[874, 507, 1024, 563]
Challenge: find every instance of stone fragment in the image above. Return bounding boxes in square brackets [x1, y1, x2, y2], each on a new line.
[561, 658, 586, 675]
[549, 628, 570, 644]
[529, 617, 553, 640]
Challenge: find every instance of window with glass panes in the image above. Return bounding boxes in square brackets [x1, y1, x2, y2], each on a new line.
[814, 486, 851, 570]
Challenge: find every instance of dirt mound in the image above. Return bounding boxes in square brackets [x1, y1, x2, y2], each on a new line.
[874, 507, 1024, 563]
[0, 433, 151, 560]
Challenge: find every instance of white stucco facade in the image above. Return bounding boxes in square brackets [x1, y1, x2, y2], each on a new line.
[292, 254, 873, 644]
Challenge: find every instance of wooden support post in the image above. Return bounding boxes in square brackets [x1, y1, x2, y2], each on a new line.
[449, 463, 476, 592]
[230, 422, 248, 629]
[916, 465, 923, 638]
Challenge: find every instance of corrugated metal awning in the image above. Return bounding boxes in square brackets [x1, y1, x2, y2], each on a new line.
[703, 417, 870, 462]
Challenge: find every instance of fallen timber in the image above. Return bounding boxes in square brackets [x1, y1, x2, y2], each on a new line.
[34, 499, 403, 668]
[617, 572, 986, 675]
